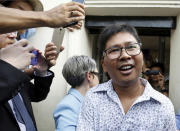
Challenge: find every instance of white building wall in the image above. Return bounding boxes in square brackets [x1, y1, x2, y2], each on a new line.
[169, 13, 180, 113]
[28, 1, 92, 131]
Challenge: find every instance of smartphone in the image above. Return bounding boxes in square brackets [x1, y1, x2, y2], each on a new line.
[63, 0, 85, 28]
[51, 28, 65, 52]
[23, 44, 39, 66]
[31, 50, 39, 65]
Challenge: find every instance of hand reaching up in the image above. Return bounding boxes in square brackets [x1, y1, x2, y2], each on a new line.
[44, 42, 64, 68]
[0, 39, 35, 70]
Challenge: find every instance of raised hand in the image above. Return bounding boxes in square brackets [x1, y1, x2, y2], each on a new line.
[44, 43, 64, 68]
[33, 51, 48, 76]
[67, 21, 83, 32]
[44, 2, 85, 28]
[0, 39, 35, 70]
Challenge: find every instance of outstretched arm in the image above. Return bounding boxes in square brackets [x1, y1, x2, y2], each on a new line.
[0, 2, 85, 33]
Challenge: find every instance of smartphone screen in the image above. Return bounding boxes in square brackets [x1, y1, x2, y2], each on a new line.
[51, 28, 65, 52]
[31, 50, 39, 65]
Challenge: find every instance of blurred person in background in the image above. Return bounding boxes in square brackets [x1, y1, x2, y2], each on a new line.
[149, 63, 168, 96]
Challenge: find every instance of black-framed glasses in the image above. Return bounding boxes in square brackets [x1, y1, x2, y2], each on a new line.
[90, 71, 100, 79]
[103, 43, 142, 60]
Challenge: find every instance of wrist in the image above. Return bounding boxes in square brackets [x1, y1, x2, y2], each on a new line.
[21, 11, 48, 28]
[41, 11, 53, 27]
[35, 70, 48, 77]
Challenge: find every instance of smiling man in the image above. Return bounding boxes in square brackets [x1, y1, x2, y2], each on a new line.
[77, 24, 176, 131]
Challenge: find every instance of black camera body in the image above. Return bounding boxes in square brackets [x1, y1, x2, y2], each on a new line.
[143, 70, 160, 75]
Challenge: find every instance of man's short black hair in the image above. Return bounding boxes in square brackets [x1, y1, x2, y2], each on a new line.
[98, 24, 141, 57]
[150, 62, 165, 74]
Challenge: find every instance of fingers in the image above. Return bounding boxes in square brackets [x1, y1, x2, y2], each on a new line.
[45, 42, 64, 53]
[46, 56, 56, 61]
[44, 42, 65, 67]
[14, 39, 28, 47]
[67, 27, 74, 32]
[45, 50, 57, 57]
[24, 44, 35, 52]
[67, 21, 82, 31]
[67, 1, 85, 11]
[30, 52, 36, 59]
[45, 43, 57, 52]
[45, 1, 85, 28]
[70, 16, 84, 24]
[45, 43, 58, 61]
[70, 10, 85, 17]
[67, 2, 85, 17]
[14, 39, 35, 53]
[59, 46, 64, 52]
[62, 2, 85, 18]
[49, 60, 56, 67]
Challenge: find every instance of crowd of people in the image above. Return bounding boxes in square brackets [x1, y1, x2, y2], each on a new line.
[0, 0, 84, 131]
[0, 0, 179, 131]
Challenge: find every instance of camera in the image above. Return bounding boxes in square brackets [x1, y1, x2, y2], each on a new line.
[143, 70, 160, 75]
[31, 50, 39, 65]
[23, 44, 39, 66]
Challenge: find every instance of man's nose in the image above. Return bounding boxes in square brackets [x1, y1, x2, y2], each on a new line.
[7, 32, 17, 38]
[119, 48, 131, 60]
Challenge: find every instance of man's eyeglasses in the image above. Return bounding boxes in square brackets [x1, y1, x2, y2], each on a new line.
[103, 43, 142, 60]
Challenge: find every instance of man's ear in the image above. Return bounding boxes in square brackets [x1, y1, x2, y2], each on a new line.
[101, 59, 107, 73]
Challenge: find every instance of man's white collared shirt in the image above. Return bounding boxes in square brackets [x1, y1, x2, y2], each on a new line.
[77, 78, 176, 131]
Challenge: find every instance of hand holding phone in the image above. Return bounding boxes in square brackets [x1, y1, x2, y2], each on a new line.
[51, 28, 65, 52]
[31, 50, 39, 66]
[63, 0, 85, 28]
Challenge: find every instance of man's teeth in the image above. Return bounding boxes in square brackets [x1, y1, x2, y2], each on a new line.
[121, 65, 132, 70]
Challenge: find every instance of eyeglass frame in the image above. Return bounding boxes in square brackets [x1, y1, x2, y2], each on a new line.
[90, 71, 100, 79]
[103, 42, 142, 59]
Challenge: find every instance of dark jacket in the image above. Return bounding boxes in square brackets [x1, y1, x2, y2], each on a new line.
[0, 60, 54, 131]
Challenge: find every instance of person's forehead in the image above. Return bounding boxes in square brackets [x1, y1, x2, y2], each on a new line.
[105, 32, 137, 48]
[151, 66, 162, 71]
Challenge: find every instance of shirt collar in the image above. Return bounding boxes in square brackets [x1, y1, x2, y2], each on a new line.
[139, 78, 164, 104]
[92, 78, 164, 104]
[68, 88, 84, 103]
